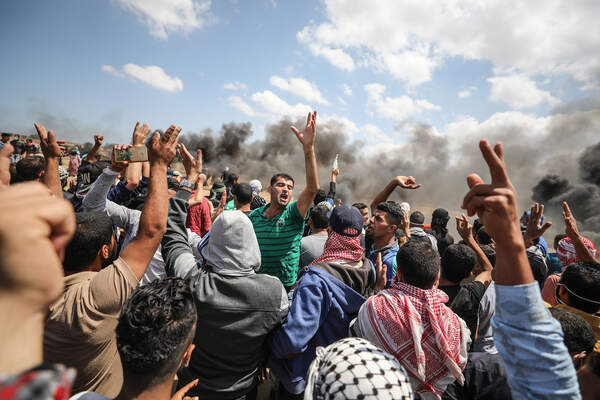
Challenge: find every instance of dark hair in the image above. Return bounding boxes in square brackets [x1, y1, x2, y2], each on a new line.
[352, 202, 368, 211]
[479, 245, 496, 267]
[14, 156, 44, 182]
[270, 173, 294, 187]
[431, 208, 450, 236]
[526, 251, 548, 289]
[396, 240, 440, 289]
[63, 212, 114, 272]
[117, 277, 197, 386]
[476, 227, 493, 245]
[409, 211, 425, 226]
[549, 308, 596, 356]
[560, 261, 600, 314]
[310, 204, 330, 230]
[314, 189, 327, 205]
[441, 244, 477, 283]
[395, 229, 407, 241]
[554, 234, 567, 250]
[224, 173, 239, 186]
[376, 201, 403, 227]
[232, 182, 253, 205]
[250, 194, 266, 210]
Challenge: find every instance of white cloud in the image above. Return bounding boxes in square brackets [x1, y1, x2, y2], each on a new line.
[337, 96, 346, 105]
[223, 81, 247, 90]
[362, 124, 394, 143]
[297, 0, 600, 88]
[250, 90, 312, 118]
[101, 65, 124, 78]
[227, 96, 264, 117]
[269, 75, 329, 105]
[342, 83, 352, 96]
[113, 0, 212, 39]
[364, 83, 441, 121]
[488, 75, 560, 109]
[458, 90, 470, 99]
[121, 64, 184, 92]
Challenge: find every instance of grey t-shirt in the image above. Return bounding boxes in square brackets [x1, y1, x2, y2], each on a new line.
[299, 233, 328, 268]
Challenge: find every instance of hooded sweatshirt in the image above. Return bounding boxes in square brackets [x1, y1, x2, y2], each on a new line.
[161, 190, 289, 399]
[268, 262, 370, 394]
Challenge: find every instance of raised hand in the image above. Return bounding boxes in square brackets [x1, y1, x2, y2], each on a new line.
[455, 214, 473, 241]
[132, 122, 151, 146]
[461, 140, 521, 244]
[110, 144, 132, 172]
[148, 125, 181, 166]
[394, 175, 421, 190]
[94, 134, 104, 147]
[375, 253, 387, 292]
[177, 143, 202, 179]
[0, 144, 14, 187]
[524, 202, 552, 245]
[290, 111, 317, 150]
[34, 123, 65, 159]
[562, 201, 579, 240]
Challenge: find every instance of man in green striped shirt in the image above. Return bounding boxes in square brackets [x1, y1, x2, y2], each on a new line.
[249, 111, 320, 290]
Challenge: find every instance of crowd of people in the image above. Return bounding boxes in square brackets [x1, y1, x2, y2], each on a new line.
[1, 111, 599, 400]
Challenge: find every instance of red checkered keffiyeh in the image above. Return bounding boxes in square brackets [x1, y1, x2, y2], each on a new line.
[311, 230, 364, 264]
[357, 281, 467, 398]
[557, 236, 595, 270]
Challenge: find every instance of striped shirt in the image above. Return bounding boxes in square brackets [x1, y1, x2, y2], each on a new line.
[249, 201, 306, 287]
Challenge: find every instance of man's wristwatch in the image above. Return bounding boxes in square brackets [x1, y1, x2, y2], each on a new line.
[180, 180, 195, 191]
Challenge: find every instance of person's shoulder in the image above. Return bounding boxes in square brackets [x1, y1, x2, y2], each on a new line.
[248, 204, 267, 219]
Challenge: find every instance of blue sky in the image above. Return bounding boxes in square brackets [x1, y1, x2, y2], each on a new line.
[1, 0, 598, 146]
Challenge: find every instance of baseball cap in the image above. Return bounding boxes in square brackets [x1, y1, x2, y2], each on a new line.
[329, 205, 363, 237]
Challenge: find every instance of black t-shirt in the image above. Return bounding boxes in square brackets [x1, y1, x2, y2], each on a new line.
[439, 281, 486, 345]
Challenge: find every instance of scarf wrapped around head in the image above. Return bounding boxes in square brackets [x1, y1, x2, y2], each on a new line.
[557, 236, 596, 270]
[304, 337, 413, 400]
[356, 281, 468, 398]
[311, 231, 363, 264]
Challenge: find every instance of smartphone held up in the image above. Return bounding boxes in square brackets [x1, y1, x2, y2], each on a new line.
[114, 146, 148, 163]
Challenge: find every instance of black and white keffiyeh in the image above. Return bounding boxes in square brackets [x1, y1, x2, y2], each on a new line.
[304, 337, 413, 400]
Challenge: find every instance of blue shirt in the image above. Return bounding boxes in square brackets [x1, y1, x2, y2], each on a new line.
[367, 243, 398, 287]
[492, 282, 580, 399]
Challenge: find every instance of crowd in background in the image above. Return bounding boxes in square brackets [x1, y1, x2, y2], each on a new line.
[1, 111, 599, 400]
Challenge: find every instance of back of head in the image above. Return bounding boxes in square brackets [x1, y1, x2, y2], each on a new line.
[117, 277, 197, 387]
[14, 156, 44, 182]
[232, 182, 253, 206]
[560, 261, 600, 314]
[396, 240, 440, 289]
[63, 212, 114, 272]
[376, 201, 403, 227]
[314, 188, 327, 205]
[409, 210, 425, 227]
[310, 203, 330, 230]
[527, 251, 548, 289]
[305, 337, 413, 400]
[431, 208, 450, 233]
[441, 244, 477, 283]
[476, 227, 493, 245]
[479, 244, 496, 267]
[549, 308, 596, 356]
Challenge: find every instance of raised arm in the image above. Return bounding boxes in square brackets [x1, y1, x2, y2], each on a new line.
[326, 168, 338, 203]
[124, 122, 150, 191]
[291, 111, 320, 218]
[161, 144, 204, 278]
[34, 123, 66, 198]
[562, 201, 596, 262]
[456, 214, 492, 288]
[370, 176, 420, 215]
[86, 134, 104, 163]
[461, 139, 579, 399]
[120, 125, 181, 280]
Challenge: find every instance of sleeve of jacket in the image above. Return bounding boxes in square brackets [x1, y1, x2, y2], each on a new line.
[268, 275, 329, 358]
[161, 189, 199, 279]
[326, 181, 336, 203]
[492, 282, 580, 399]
